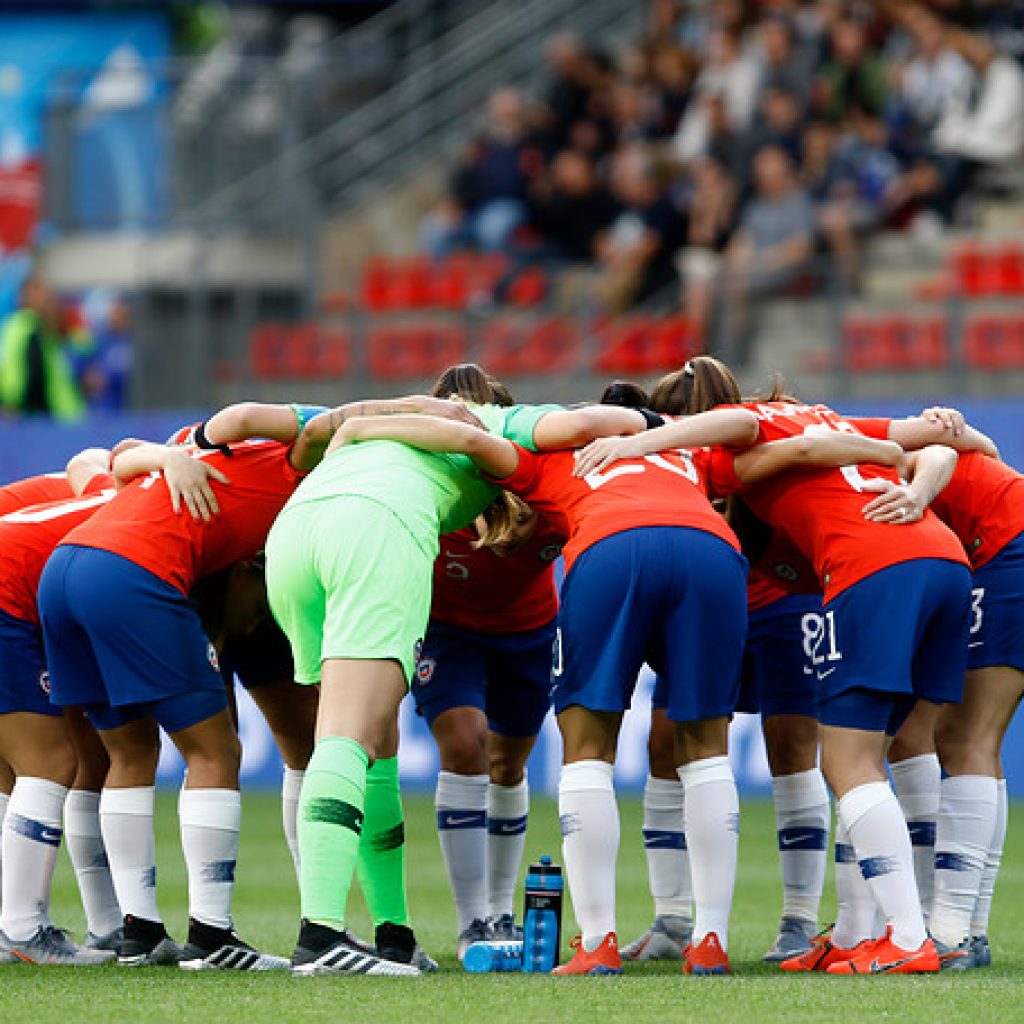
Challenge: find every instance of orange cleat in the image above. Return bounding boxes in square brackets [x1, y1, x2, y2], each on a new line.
[779, 926, 859, 973]
[551, 933, 623, 976]
[682, 932, 731, 975]
[826, 927, 940, 975]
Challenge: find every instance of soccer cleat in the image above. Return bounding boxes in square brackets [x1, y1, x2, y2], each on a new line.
[457, 918, 494, 962]
[488, 913, 524, 942]
[0, 925, 114, 966]
[178, 918, 289, 971]
[291, 919, 420, 977]
[551, 933, 623, 976]
[622, 915, 692, 962]
[971, 934, 991, 968]
[84, 926, 124, 953]
[374, 922, 438, 973]
[932, 936, 975, 971]
[117, 915, 182, 967]
[682, 931, 731, 975]
[763, 916, 817, 963]
[779, 925, 854, 972]
[826, 927, 939, 975]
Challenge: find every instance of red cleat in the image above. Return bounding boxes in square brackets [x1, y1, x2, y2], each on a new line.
[551, 933, 623, 976]
[682, 932, 731, 975]
[779, 926, 860, 972]
[826, 927, 940, 975]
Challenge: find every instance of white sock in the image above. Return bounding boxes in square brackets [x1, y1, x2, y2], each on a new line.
[890, 753, 940, 921]
[678, 756, 738, 949]
[559, 760, 618, 952]
[831, 817, 883, 948]
[282, 767, 304, 880]
[0, 777, 66, 940]
[971, 777, 1007, 937]
[64, 789, 122, 936]
[642, 775, 692, 921]
[839, 781, 926, 951]
[486, 779, 528, 920]
[772, 769, 829, 926]
[100, 786, 161, 923]
[929, 774, 998, 949]
[179, 787, 241, 930]
[0, 791, 9, 897]
[435, 771, 488, 933]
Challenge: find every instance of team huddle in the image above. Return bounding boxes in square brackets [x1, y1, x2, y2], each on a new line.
[0, 356, 1020, 978]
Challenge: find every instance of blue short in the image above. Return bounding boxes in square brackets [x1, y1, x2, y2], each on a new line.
[0, 608, 60, 718]
[818, 687, 916, 736]
[735, 593, 823, 719]
[38, 545, 228, 734]
[968, 531, 1024, 673]
[553, 527, 747, 723]
[413, 619, 554, 738]
[813, 559, 971, 722]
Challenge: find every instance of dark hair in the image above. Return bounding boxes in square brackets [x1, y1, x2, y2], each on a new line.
[599, 379, 650, 409]
[431, 363, 514, 406]
[649, 355, 741, 415]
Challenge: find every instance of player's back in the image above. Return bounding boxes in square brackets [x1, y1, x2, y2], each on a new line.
[64, 440, 300, 594]
[0, 473, 73, 516]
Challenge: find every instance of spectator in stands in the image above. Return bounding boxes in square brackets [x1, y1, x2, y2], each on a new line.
[594, 145, 686, 313]
[929, 26, 1024, 215]
[673, 27, 761, 164]
[538, 34, 594, 153]
[0, 276, 88, 420]
[814, 16, 888, 122]
[741, 85, 805, 177]
[647, 43, 697, 138]
[694, 144, 815, 366]
[421, 89, 543, 258]
[757, 14, 816, 103]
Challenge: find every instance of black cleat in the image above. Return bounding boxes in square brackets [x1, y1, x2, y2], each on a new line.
[117, 915, 182, 967]
[178, 917, 288, 971]
[291, 919, 420, 977]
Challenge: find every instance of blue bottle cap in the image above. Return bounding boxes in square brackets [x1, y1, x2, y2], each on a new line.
[540, 855, 551, 865]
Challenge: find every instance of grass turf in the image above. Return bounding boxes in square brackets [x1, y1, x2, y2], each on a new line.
[4, 794, 1020, 1023]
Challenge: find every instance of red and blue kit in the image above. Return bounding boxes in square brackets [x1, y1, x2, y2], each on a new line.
[0, 473, 73, 516]
[414, 519, 564, 738]
[495, 446, 747, 723]
[715, 402, 972, 730]
[0, 475, 115, 718]
[38, 441, 303, 732]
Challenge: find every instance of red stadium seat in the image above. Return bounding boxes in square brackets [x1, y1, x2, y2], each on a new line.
[842, 314, 948, 371]
[594, 315, 703, 374]
[479, 316, 581, 375]
[366, 321, 467, 379]
[963, 314, 1024, 369]
[249, 323, 349, 379]
[506, 267, 548, 307]
[360, 256, 395, 312]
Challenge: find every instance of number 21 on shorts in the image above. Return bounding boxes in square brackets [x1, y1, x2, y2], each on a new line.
[808, 610, 842, 670]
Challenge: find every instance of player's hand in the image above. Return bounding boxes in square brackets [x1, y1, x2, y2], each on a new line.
[573, 435, 641, 477]
[412, 396, 484, 429]
[860, 479, 925, 524]
[163, 451, 230, 521]
[921, 406, 964, 435]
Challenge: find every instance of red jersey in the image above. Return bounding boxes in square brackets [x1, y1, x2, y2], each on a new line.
[495, 444, 739, 573]
[61, 440, 303, 595]
[715, 402, 966, 602]
[0, 473, 73, 516]
[747, 530, 821, 612]
[431, 517, 565, 633]
[0, 475, 116, 624]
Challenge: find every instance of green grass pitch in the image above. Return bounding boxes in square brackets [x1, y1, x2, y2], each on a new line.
[4, 793, 1021, 1023]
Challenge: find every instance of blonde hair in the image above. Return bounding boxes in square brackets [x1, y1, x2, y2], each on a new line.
[476, 492, 535, 550]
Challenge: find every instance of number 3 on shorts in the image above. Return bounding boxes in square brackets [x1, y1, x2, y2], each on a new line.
[970, 587, 985, 635]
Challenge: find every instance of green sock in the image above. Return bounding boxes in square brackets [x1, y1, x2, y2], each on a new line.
[356, 756, 410, 927]
[298, 736, 369, 928]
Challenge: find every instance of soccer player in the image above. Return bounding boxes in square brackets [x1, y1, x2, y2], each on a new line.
[575, 359, 987, 975]
[850, 431, 1023, 967]
[38, 417, 320, 970]
[0, 449, 119, 965]
[324, 406, 904, 976]
[414, 366, 564, 957]
[266, 391, 667, 976]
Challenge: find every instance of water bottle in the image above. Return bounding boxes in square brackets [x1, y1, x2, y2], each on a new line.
[522, 855, 563, 973]
[463, 940, 524, 973]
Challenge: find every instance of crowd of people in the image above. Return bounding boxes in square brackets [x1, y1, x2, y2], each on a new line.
[422, 0, 1024, 362]
[0, 352, 1020, 979]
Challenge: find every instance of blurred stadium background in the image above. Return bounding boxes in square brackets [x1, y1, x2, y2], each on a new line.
[0, 0, 1022, 793]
